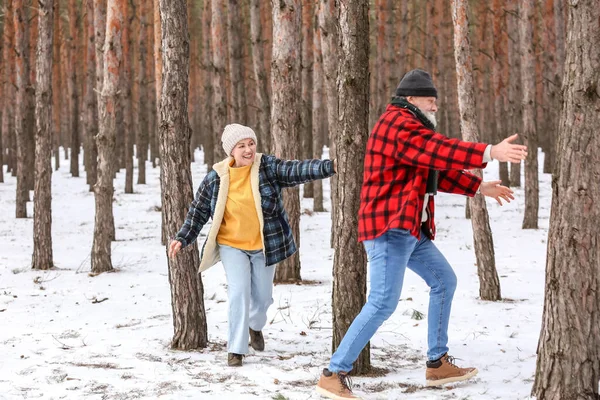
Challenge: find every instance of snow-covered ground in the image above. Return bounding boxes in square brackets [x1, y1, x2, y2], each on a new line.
[0, 148, 550, 399]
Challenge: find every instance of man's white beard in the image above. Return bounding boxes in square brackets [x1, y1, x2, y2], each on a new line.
[421, 109, 437, 128]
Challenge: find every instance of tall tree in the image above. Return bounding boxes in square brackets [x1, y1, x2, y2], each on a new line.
[84, 0, 98, 190]
[136, 2, 149, 185]
[32, 0, 55, 271]
[492, 0, 509, 186]
[1, 0, 15, 184]
[452, 0, 501, 300]
[227, 0, 248, 124]
[332, 0, 370, 374]
[519, 0, 539, 229]
[51, 0, 61, 172]
[93, 0, 107, 182]
[122, 0, 133, 193]
[201, 0, 215, 167]
[532, 2, 600, 397]
[507, 0, 522, 187]
[312, 6, 326, 212]
[249, 0, 270, 154]
[68, 0, 81, 177]
[159, 0, 208, 350]
[271, 0, 302, 283]
[91, 0, 123, 274]
[211, 0, 227, 163]
[14, 0, 34, 218]
[301, 0, 314, 199]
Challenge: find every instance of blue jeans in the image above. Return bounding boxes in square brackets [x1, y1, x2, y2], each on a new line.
[329, 228, 457, 373]
[219, 245, 276, 355]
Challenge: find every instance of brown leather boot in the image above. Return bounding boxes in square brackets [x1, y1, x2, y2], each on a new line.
[249, 328, 264, 351]
[426, 353, 478, 386]
[315, 368, 361, 399]
[227, 353, 243, 367]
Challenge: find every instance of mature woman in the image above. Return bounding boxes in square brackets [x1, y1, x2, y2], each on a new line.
[169, 124, 336, 367]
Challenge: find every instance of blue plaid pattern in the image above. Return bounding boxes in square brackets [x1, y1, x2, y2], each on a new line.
[176, 155, 335, 266]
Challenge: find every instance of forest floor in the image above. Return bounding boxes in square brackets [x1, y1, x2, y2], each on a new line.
[0, 149, 550, 399]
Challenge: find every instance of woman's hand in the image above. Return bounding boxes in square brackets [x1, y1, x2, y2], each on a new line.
[479, 180, 515, 205]
[168, 240, 182, 259]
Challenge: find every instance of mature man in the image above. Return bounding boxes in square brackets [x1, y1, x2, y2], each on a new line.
[316, 69, 527, 399]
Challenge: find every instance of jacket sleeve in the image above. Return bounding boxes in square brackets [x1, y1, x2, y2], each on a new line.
[272, 157, 336, 188]
[395, 117, 489, 170]
[438, 169, 482, 197]
[175, 173, 215, 248]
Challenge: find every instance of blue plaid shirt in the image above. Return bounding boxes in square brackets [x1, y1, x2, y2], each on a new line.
[176, 155, 335, 266]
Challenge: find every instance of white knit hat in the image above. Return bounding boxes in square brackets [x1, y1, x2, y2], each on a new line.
[221, 124, 258, 156]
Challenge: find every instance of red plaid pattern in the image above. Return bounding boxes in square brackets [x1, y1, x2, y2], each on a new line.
[358, 104, 488, 242]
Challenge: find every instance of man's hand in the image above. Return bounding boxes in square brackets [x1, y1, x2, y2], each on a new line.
[168, 240, 182, 259]
[490, 134, 528, 163]
[479, 180, 515, 205]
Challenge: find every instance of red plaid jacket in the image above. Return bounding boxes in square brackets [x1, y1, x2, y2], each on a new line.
[358, 104, 488, 242]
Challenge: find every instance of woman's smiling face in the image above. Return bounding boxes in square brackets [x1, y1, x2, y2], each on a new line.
[230, 138, 256, 167]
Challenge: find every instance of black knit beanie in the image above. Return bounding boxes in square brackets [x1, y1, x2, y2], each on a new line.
[395, 69, 438, 98]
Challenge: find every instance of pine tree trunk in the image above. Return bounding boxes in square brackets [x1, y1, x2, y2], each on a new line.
[332, 0, 370, 374]
[301, 0, 314, 199]
[25, 3, 36, 192]
[272, 0, 302, 283]
[137, 7, 148, 185]
[249, 0, 271, 154]
[507, 0, 522, 187]
[201, 0, 215, 167]
[14, 0, 32, 218]
[452, 0, 501, 301]
[312, 9, 325, 212]
[519, 0, 539, 230]
[91, 0, 123, 274]
[51, 0, 61, 172]
[318, 0, 339, 248]
[227, 0, 248, 125]
[492, 0, 509, 186]
[211, 0, 227, 162]
[32, 0, 55, 271]
[122, 0, 133, 194]
[159, 0, 208, 350]
[84, 0, 98, 190]
[68, 0, 80, 177]
[154, 0, 162, 164]
[146, 14, 158, 169]
[1, 0, 14, 184]
[61, 25, 69, 162]
[93, 0, 107, 181]
[532, 3, 600, 397]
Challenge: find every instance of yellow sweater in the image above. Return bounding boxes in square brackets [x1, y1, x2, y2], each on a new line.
[216, 162, 263, 250]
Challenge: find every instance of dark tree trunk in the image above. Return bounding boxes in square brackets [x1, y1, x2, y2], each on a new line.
[271, 0, 302, 283]
[32, 0, 55, 271]
[532, 2, 600, 398]
[122, 0, 134, 194]
[85, 0, 98, 190]
[332, 0, 371, 374]
[507, 0, 522, 187]
[159, 0, 208, 350]
[301, 0, 314, 199]
[519, 0, 539, 229]
[452, 0, 501, 301]
[202, 0, 215, 167]
[91, 0, 123, 274]
[211, 0, 228, 162]
[227, 0, 248, 125]
[68, 0, 80, 177]
[312, 8, 325, 212]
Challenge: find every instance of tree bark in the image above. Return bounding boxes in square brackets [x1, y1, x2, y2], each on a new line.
[332, 0, 370, 374]
[93, 0, 107, 181]
[32, 0, 55, 271]
[532, 2, 600, 397]
[85, 0, 99, 190]
[519, 0, 539, 229]
[211, 0, 228, 162]
[249, 0, 271, 154]
[122, 0, 133, 194]
[68, 0, 81, 177]
[159, 0, 208, 350]
[452, 0, 501, 301]
[301, 0, 314, 199]
[146, 13, 158, 169]
[507, 0, 522, 187]
[201, 0, 215, 167]
[312, 6, 325, 212]
[1, 0, 15, 184]
[271, 0, 302, 283]
[14, 0, 33, 218]
[52, 0, 61, 172]
[137, 5, 148, 185]
[227, 0, 248, 125]
[492, 0, 509, 186]
[91, 0, 124, 274]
